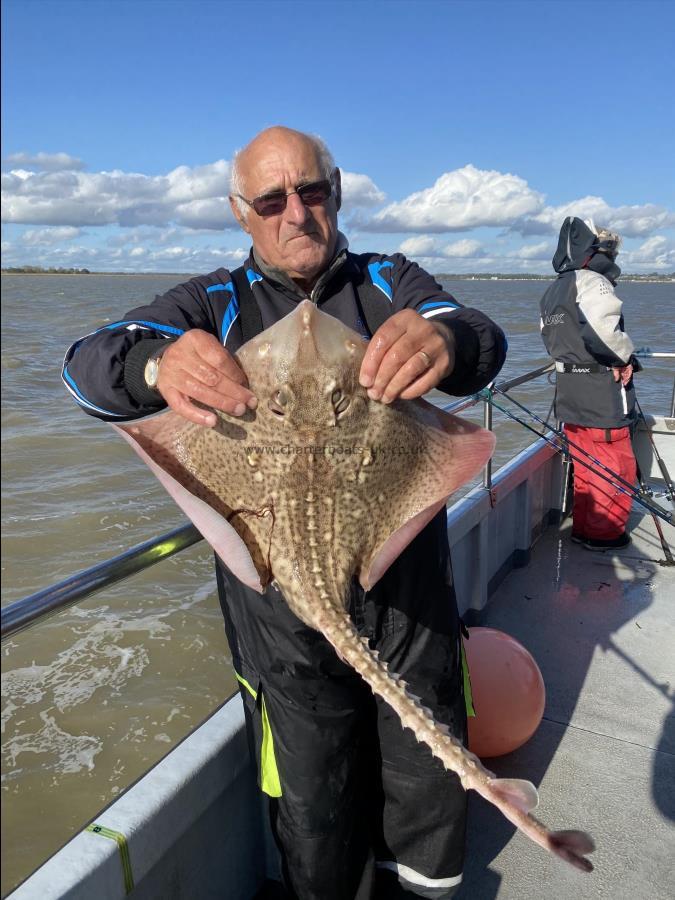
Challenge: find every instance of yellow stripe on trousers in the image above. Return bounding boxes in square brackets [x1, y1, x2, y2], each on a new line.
[235, 672, 282, 797]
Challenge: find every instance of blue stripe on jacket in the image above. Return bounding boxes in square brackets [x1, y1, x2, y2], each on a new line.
[368, 261, 394, 301]
[102, 319, 185, 336]
[418, 300, 460, 314]
[214, 281, 239, 345]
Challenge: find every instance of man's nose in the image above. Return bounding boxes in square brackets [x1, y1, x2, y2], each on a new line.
[284, 191, 311, 225]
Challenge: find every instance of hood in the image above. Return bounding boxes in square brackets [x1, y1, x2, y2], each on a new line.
[552, 216, 621, 283]
[552, 217, 598, 273]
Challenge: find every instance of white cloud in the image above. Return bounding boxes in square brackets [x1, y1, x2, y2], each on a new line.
[513, 241, 552, 260]
[400, 236, 484, 258]
[392, 251, 556, 275]
[399, 236, 440, 256]
[339, 171, 386, 212]
[173, 197, 237, 230]
[517, 196, 675, 237]
[1, 161, 237, 229]
[164, 161, 231, 201]
[442, 239, 484, 258]
[1, 157, 386, 231]
[0, 234, 251, 273]
[22, 226, 82, 246]
[2, 151, 672, 274]
[355, 167, 673, 246]
[2, 152, 85, 172]
[105, 225, 216, 248]
[394, 231, 674, 274]
[368, 165, 544, 233]
[396, 231, 675, 275]
[621, 235, 675, 270]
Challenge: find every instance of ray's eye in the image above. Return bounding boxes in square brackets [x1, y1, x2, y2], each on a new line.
[331, 388, 350, 416]
[269, 389, 288, 417]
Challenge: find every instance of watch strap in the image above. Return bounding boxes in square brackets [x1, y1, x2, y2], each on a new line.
[124, 338, 174, 408]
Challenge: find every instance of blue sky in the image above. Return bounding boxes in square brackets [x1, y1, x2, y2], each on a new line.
[2, 0, 674, 274]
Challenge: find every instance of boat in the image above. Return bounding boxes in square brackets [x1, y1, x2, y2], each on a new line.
[3, 358, 674, 900]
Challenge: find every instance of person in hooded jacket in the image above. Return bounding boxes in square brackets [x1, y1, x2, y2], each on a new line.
[540, 216, 639, 549]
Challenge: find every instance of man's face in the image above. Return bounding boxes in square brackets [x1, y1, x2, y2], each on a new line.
[230, 132, 341, 289]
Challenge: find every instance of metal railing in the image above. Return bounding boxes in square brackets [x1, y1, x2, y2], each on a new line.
[2, 525, 202, 640]
[634, 350, 675, 417]
[2, 356, 672, 641]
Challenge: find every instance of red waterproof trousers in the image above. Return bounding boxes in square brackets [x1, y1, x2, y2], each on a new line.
[565, 424, 637, 540]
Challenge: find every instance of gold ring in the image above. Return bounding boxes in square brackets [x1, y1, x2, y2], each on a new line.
[418, 350, 432, 368]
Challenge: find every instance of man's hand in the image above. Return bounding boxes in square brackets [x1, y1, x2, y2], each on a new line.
[612, 363, 633, 387]
[157, 330, 257, 427]
[359, 309, 456, 403]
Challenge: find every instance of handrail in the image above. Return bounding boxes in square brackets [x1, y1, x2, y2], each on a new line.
[2, 357, 671, 641]
[632, 350, 675, 416]
[1, 524, 202, 640]
[633, 350, 675, 359]
[494, 362, 554, 394]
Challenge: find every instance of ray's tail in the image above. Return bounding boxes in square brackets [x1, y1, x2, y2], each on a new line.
[318, 608, 595, 873]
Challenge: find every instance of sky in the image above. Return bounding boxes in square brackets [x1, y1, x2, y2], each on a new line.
[2, 0, 674, 275]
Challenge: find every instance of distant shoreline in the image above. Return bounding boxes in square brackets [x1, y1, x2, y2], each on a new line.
[0, 271, 196, 277]
[2, 269, 673, 283]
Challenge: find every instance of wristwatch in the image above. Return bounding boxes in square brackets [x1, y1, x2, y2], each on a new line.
[143, 346, 167, 391]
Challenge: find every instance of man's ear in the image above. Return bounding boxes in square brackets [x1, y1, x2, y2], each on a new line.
[229, 196, 250, 234]
[333, 168, 342, 212]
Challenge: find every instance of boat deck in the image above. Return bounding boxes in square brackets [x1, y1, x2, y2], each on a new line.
[461, 507, 674, 899]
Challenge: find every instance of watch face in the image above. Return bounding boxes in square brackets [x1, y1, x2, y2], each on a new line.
[144, 357, 160, 388]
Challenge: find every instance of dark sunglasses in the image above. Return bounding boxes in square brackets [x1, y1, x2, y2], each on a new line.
[236, 179, 333, 217]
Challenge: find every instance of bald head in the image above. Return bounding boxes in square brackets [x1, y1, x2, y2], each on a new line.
[228, 126, 342, 292]
[230, 127, 336, 216]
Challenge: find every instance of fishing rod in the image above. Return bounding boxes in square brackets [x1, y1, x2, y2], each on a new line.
[492, 388, 645, 497]
[634, 397, 675, 504]
[478, 387, 672, 525]
[632, 397, 675, 564]
[490, 385, 666, 500]
[634, 455, 674, 565]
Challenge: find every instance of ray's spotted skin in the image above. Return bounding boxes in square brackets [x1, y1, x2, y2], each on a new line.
[117, 301, 595, 873]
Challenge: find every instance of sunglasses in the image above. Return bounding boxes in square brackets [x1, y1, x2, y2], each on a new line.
[236, 179, 333, 217]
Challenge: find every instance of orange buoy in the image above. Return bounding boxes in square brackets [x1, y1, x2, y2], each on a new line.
[464, 627, 546, 758]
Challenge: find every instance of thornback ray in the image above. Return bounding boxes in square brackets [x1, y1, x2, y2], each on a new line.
[115, 300, 595, 873]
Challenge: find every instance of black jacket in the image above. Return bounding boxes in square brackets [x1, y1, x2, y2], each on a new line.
[63, 246, 506, 420]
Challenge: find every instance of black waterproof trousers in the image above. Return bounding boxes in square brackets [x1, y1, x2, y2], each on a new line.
[216, 510, 468, 900]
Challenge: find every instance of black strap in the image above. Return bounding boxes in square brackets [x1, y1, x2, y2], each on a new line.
[229, 261, 391, 343]
[355, 280, 391, 337]
[559, 362, 610, 374]
[230, 266, 263, 344]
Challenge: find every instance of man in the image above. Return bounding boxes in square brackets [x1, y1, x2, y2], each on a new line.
[540, 216, 638, 550]
[63, 126, 507, 899]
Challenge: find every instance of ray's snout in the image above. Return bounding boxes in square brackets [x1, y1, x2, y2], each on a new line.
[292, 300, 367, 371]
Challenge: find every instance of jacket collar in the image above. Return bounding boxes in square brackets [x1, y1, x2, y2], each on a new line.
[251, 231, 350, 301]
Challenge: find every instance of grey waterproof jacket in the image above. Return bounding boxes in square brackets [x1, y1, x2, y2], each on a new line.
[540, 217, 637, 429]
